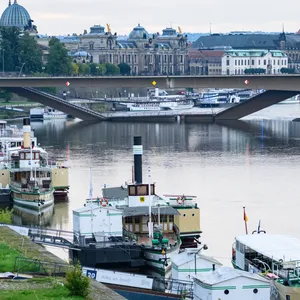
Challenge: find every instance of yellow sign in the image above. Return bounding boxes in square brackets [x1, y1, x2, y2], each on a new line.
[162, 249, 166, 255]
[152, 81, 157, 86]
[140, 196, 145, 202]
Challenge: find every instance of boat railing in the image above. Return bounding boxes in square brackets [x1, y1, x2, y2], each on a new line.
[10, 180, 53, 193]
[123, 227, 138, 242]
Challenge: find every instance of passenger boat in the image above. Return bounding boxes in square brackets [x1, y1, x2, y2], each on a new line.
[93, 137, 201, 265]
[232, 231, 300, 300]
[9, 119, 54, 210]
[197, 89, 240, 107]
[30, 107, 68, 120]
[129, 103, 161, 111]
[0, 119, 69, 201]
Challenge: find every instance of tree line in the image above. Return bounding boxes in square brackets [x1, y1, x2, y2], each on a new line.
[0, 27, 131, 76]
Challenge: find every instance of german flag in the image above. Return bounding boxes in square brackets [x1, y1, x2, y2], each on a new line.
[243, 207, 248, 222]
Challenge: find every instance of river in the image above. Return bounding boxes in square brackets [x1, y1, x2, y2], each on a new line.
[10, 102, 300, 266]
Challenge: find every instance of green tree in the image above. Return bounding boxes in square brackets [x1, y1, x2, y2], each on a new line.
[65, 263, 90, 297]
[79, 63, 90, 75]
[19, 33, 43, 74]
[89, 63, 98, 75]
[72, 63, 79, 76]
[0, 27, 21, 72]
[46, 38, 72, 76]
[98, 64, 106, 75]
[0, 89, 13, 102]
[280, 67, 296, 74]
[118, 62, 131, 75]
[105, 63, 120, 75]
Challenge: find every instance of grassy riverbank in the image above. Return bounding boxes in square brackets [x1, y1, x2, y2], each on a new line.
[0, 277, 84, 300]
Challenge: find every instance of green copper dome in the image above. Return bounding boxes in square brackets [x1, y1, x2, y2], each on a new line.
[0, 1, 31, 28]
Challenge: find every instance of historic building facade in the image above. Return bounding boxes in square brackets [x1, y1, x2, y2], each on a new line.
[221, 49, 288, 75]
[37, 24, 189, 75]
[67, 24, 189, 75]
[192, 31, 300, 72]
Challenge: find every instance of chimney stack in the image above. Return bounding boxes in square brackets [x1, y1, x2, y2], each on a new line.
[133, 136, 143, 184]
[23, 118, 31, 148]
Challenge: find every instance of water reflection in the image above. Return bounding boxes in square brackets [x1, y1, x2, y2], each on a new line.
[12, 204, 54, 226]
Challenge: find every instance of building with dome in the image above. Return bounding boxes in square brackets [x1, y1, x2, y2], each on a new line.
[52, 23, 189, 75]
[0, 0, 37, 32]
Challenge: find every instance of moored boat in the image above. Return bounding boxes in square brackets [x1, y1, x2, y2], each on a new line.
[9, 119, 54, 211]
[232, 231, 300, 300]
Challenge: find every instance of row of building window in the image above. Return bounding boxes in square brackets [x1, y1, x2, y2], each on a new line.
[103, 54, 184, 65]
[227, 59, 287, 66]
[232, 69, 283, 75]
[124, 215, 174, 224]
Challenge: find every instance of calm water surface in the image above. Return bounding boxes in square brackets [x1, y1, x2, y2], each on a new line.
[12, 103, 300, 265]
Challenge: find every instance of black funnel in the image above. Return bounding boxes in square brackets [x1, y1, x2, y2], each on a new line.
[23, 118, 30, 126]
[133, 136, 143, 184]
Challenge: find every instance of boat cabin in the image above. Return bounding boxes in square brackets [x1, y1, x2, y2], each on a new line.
[193, 267, 270, 300]
[73, 204, 123, 246]
[233, 234, 300, 285]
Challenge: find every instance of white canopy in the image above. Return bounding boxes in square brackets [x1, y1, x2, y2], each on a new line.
[236, 234, 300, 262]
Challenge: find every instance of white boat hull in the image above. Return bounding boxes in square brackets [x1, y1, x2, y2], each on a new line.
[143, 244, 180, 276]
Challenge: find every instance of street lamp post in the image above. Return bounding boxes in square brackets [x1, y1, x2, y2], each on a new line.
[2, 49, 5, 76]
[194, 244, 208, 275]
[18, 63, 26, 77]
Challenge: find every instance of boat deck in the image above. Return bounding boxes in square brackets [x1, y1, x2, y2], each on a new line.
[137, 232, 178, 248]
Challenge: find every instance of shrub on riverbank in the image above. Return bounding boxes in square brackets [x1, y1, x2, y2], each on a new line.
[65, 264, 90, 298]
[0, 208, 12, 224]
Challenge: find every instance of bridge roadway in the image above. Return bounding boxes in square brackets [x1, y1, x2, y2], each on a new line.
[6, 87, 106, 121]
[1, 75, 300, 91]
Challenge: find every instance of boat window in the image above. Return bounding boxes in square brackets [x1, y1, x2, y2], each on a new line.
[169, 215, 174, 222]
[125, 217, 133, 224]
[136, 185, 147, 196]
[236, 240, 240, 252]
[20, 153, 25, 160]
[253, 288, 258, 294]
[224, 289, 229, 295]
[25, 153, 31, 160]
[160, 215, 167, 223]
[240, 243, 245, 254]
[128, 186, 136, 196]
[134, 217, 140, 223]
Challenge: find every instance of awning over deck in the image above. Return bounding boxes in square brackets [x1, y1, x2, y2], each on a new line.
[123, 206, 180, 217]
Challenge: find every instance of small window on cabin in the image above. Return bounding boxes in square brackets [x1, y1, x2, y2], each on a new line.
[224, 289, 229, 295]
[20, 153, 25, 160]
[192, 213, 195, 217]
[129, 186, 136, 196]
[183, 213, 186, 217]
[169, 215, 174, 222]
[134, 217, 140, 223]
[253, 288, 258, 294]
[125, 217, 133, 224]
[136, 185, 147, 196]
[25, 153, 30, 160]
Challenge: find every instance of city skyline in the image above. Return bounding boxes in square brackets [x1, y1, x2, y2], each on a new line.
[0, 0, 299, 36]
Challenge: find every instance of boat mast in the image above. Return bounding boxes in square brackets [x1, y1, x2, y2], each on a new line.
[148, 167, 153, 238]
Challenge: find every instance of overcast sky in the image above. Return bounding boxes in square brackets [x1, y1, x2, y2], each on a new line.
[2, 0, 299, 36]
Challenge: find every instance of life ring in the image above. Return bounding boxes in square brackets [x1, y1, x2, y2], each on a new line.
[100, 197, 108, 207]
[177, 196, 185, 205]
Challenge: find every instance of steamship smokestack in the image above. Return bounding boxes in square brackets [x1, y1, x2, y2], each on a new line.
[23, 118, 31, 148]
[133, 136, 143, 184]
